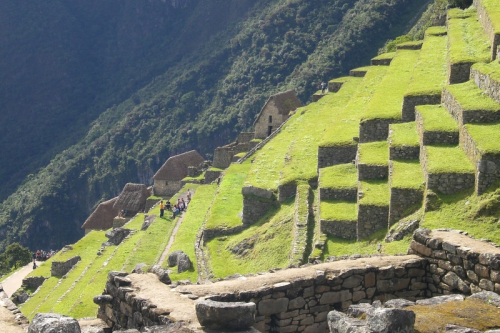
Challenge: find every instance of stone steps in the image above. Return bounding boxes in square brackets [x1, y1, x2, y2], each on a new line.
[442, 80, 500, 125]
[388, 160, 425, 225]
[470, 61, 500, 104]
[460, 122, 500, 194]
[320, 200, 357, 240]
[420, 145, 475, 194]
[356, 141, 389, 180]
[473, 0, 500, 60]
[319, 164, 358, 202]
[388, 122, 420, 160]
[357, 180, 390, 241]
[447, 7, 491, 84]
[415, 105, 459, 145]
[401, 28, 448, 122]
[318, 66, 388, 168]
[359, 49, 420, 142]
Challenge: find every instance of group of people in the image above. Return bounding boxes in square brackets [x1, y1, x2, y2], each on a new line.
[159, 189, 192, 219]
[32, 249, 56, 269]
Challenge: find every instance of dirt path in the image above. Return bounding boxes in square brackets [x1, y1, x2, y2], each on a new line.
[0, 306, 24, 333]
[2, 261, 42, 297]
[157, 191, 190, 267]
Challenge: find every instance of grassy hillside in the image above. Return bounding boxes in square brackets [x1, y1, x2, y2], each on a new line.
[0, 0, 430, 252]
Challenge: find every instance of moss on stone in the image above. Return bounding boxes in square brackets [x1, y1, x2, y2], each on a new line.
[389, 122, 420, 147]
[391, 160, 425, 190]
[320, 164, 357, 190]
[416, 105, 459, 132]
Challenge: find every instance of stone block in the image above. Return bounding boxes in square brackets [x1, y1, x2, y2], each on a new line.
[196, 299, 256, 331]
[258, 298, 289, 316]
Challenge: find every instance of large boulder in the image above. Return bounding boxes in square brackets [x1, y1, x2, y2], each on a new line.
[148, 265, 172, 285]
[327, 311, 370, 333]
[366, 308, 415, 333]
[177, 253, 192, 273]
[103, 228, 131, 246]
[468, 291, 500, 307]
[168, 251, 184, 267]
[28, 313, 81, 333]
[195, 299, 256, 331]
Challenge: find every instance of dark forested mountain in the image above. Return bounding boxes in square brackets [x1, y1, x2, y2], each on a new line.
[0, 0, 430, 251]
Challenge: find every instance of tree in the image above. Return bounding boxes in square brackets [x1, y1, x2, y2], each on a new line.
[1, 243, 32, 270]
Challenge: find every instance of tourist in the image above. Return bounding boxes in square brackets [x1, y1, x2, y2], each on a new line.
[172, 204, 180, 218]
[321, 81, 327, 94]
[187, 189, 192, 202]
[181, 198, 187, 211]
[159, 200, 164, 218]
[166, 200, 171, 211]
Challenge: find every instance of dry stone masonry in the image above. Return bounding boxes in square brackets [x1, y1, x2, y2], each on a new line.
[51, 256, 81, 277]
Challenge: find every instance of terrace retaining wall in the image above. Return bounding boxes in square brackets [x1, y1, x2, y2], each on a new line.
[317, 145, 358, 169]
[449, 62, 475, 84]
[321, 220, 357, 240]
[289, 186, 310, 266]
[442, 88, 500, 125]
[359, 119, 400, 143]
[471, 66, 500, 104]
[402, 94, 442, 122]
[389, 145, 420, 160]
[474, 0, 500, 60]
[51, 256, 81, 277]
[319, 188, 357, 202]
[357, 205, 389, 241]
[389, 188, 424, 225]
[327, 81, 345, 93]
[242, 196, 275, 226]
[371, 58, 392, 66]
[415, 110, 459, 145]
[357, 164, 388, 180]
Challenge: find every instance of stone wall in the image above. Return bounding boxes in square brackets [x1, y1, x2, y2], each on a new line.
[459, 125, 500, 194]
[145, 198, 160, 213]
[471, 66, 500, 104]
[242, 196, 275, 226]
[389, 188, 423, 225]
[319, 188, 357, 201]
[401, 94, 441, 122]
[409, 228, 500, 296]
[371, 58, 392, 66]
[51, 256, 81, 277]
[317, 145, 358, 168]
[474, 0, 500, 60]
[213, 147, 234, 169]
[389, 145, 420, 160]
[357, 163, 388, 180]
[204, 169, 222, 184]
[415, 109, 459, 145]
[289, 185, 310, 266]
[153, 180, 182, 197]
[349, 69, 367, 77]
[237, 132, 255, 144]
[327, 81, 345, 93]
[357, 205, 388, 241]
[449, 62, 474, 84]
[255, 100, 290, 140]
[359, 119, 399, 143]
[203, 225, 245, 241]
[278, 184, 297, 202]
[22, 276, 47, 290]
[321, 220, 357, 240]
[442, 88, 500, 125]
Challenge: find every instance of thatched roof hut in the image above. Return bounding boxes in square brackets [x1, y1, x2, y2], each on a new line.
[253, 90, 301, 126]
[153, 150, 205, 181]
[113, 183, 150, 212]
[81, 197, 119, 231]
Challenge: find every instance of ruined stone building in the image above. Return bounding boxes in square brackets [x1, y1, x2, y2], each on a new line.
[253, 90, 302, 139]
[81, 197, 119, 234]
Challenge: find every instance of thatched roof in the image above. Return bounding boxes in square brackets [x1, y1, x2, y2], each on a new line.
[253, 90, 302, 126]
[81, 197, 119, 230]
[153, 150, 205, 181]
[113, 183, 149, 212]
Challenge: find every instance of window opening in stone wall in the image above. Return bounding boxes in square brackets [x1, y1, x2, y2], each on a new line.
[269, 115, 272, 123]
[268, 126, 273, 136]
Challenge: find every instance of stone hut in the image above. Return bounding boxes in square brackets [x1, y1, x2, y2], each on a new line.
[81, 197, 119, 234]
[253, 90, 301, 139]
[153, 150, 205, 196]
[212, 132, 255, 169]
[113, 183, 150, 217]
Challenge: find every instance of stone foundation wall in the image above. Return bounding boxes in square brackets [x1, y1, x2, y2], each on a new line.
[409, 228, 500, 297]
[426, 173, 475, 194]
[415, 109, 459, 145]
[371, 58, 392, 66]
[317, 145, 357, 168]
[153, 180, 182, 197]
[51, 256, 81, 277]
[203, 225, 245, 240]
[213, 147, 234, 169]
[471, 66, 500, 104]
[319, 188, 357, 201]
[242, 196, 275, 226]
[449, 62, 474, 84]
[389, 145, 420, 160]
[389, 188, 424, 225]
[357, 205, 388, 241]
[357, 163, 388, 180]
[22, 276, 47, 290]
[402, 94, 441, 122]
[278, 184, 297, 202]
[327, 81, 345, 93]
[359, 119, 399, 143]
[204, 170, 222, 184]
[237, 132, 255, 144]
[349, 69, 367, 77]
[442, 88, 500, 125]
[145, 198, 160, 213]
[474, 0, 500, 60]
[289, 185, 310, 266]
[321, 220, 357, 240]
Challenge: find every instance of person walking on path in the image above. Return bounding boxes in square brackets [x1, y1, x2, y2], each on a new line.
[166, 200, 171, 211]
[159, 200, 164, 218]
[321, 81, 327, 94]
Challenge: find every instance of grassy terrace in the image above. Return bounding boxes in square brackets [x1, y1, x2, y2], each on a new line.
[246, 77, 362, 190]
[426, 26, 447, 36]
[206, 199, 295, 278]
[465, 122, 500, 154]
[362, 50, 420, 120]
[359, 180, 390, 206]
[321, 66, 388, 147]
[404, 32, 447, 97]
[472, 61, 500, 82]
[206, 163, 250, 230]
[389, 122, 420, 147]
[166, 184, 218, 282]
[358, 141, 389, 166]
[320, 200, 357, 221]
[319, 164, 357, 190]
[416, 105, 459, 132]
[480, 0, 500, 34]
[397, 41, 423, 48]
[448, 8, 490, 64]
[446, 80, 500, 112]
[372, 52, 396, 61]
[391, 160, 425, 190]
[425, 146, 475, 173]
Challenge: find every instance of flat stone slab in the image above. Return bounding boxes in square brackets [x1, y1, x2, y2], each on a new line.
[196, 299, 256, 331]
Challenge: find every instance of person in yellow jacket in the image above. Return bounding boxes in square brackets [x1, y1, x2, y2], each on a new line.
[160, 200, 164, 218]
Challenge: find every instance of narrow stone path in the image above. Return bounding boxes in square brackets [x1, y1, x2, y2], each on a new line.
[157, 191, 190, 267]
[2, 261, 42, 297]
